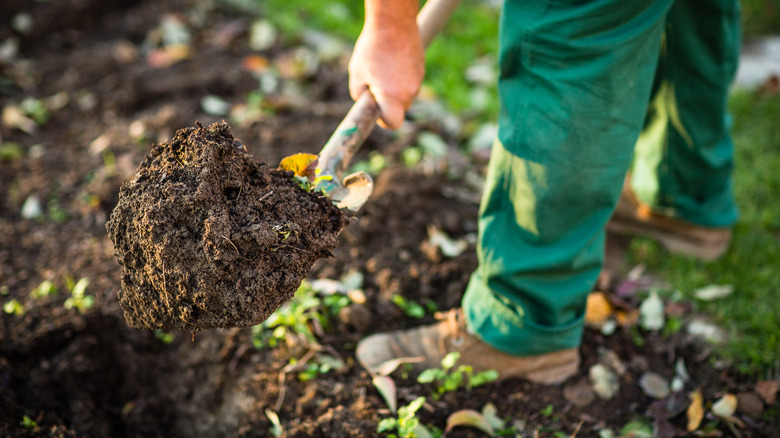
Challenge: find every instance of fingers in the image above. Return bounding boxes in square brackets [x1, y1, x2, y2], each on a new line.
[371, 89, 406, 130]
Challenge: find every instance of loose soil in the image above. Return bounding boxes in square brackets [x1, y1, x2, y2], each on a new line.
[1, 1, 777, 437]
[106, 122, 348, 330]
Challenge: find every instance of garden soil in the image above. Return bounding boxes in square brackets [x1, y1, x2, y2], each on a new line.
[106, 122, 349, 330]
[0, 1, 776, 437]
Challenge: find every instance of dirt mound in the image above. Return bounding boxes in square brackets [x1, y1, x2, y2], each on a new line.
[106, 122, 349, 330]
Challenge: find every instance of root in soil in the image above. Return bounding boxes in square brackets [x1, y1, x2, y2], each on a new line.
[106, 122, 350, 330]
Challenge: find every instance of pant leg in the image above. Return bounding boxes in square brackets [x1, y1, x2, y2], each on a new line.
[630, 0, 740, 227]
[462, 0, 673, 356]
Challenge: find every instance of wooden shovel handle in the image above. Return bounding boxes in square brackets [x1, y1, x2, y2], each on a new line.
[317, 0, 462, 180]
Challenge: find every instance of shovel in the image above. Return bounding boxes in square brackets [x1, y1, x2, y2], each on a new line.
[310, 0, 461, 211]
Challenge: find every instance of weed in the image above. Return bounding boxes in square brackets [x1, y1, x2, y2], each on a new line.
[417, 352, 499, 400]
[377, 396, 435, 438]
[3, 298, 24, 316]
[251, 281, 347, 349]
[63, 277, 94, 313]
[391, 294, 426, 319]
[20, 415, 37, 429]
[154, 330, 174, 344]
[540, 404, 554, 418]
[30, 280, 57, 299]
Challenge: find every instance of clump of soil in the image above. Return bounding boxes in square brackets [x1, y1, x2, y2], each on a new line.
[106, 122, 350, 330]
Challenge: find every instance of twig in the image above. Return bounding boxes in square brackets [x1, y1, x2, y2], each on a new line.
[570, 419, 584, 437]
[258, 190, 274, 202]
[221, 235, 241, 257]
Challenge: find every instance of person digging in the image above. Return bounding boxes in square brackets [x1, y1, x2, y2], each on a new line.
[351, 0, 739, 384]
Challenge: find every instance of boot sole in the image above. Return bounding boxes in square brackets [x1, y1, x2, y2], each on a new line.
[607, 219, 729, 261]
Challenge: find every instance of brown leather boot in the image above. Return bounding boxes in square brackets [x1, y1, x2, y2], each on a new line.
[356, 309, 579, 385]
[607, 186, 731, 261]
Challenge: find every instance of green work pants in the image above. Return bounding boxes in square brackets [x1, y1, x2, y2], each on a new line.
[463, 0, 740, 356]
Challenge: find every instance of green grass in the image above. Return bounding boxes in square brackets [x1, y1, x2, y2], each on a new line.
[629, 90, 780, 373]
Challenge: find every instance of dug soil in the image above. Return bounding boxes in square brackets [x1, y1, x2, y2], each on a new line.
[107, 122, 349, 330]
[0, 0, 777, 437]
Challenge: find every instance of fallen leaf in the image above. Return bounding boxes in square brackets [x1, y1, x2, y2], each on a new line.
[737, 392, 764, 419]
[711, 393, 737, 418]
[445, 409, 495, 436]
[242, 55, 270, 74]
[249, 19, 277, 51]
[598, 347, 627, 376]
[639, 291, 665, 331]
[372, 375, 397, 412]
[372, 356, 424, 377]
[585, 292, 614, 327]
[619, 418, 653, 437]
[589, 363, 620, 400]
[2, 104, 37, 134]
[686, 318, 727, 344]
[639, 372, 670, 399]
[201, 95, 230, 116]
[653, 419, 675, 438]
[616, 309, 640, 327]
[426, 225, 468, 258]
[756, 380, 778, 405]
[563, 378, 595, 407]
[481, 403, 505, 431]
[279, 153, 318, 179]
[693, 284, 734, 301]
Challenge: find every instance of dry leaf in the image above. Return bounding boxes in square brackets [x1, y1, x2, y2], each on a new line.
[687, 389, 704, 432]
[445, 409, 496, 436]
[372, 376, 397, 412]
[693, 284, 734, 301]
[563, 378, 595, 407]
[639, 291, 665, 331]
[279, 153, 318, 180]
[756, 380, 778, 405]
[242, 55, 270, 73]
[639, 372, 670, 399]
[711, 393, 737, 418]
[589, 363, 620, 400]
[585, 292, 614, 326]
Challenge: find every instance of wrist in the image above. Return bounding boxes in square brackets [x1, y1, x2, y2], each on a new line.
[363, 0, 420, 33]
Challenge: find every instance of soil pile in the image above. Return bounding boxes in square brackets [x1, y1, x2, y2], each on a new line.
[106, 122, 349, 330]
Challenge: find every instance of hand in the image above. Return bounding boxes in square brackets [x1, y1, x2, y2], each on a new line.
[349, 2, 424, 130]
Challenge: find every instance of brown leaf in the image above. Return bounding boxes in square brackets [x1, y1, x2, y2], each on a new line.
[563, 378, 595, 407]
[756, 380, 778, 405]
[686, 389, 704, 432]
[585, 292, 614, 326]
[737, 392, 764, 420]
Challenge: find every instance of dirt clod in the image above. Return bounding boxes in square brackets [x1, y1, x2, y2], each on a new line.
[106, 122, 349, 330]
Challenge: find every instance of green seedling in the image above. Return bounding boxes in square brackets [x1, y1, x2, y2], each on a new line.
[3, 299, 25, 316]
[417, 352, 499, 400]
[63, 277, 94, 313]
[30, 280, 57, 299]
[377, 396, 436, 438]
[21, 415, 37, 429]
[251, 281, 324, 349]
[154, 330, 174, 344]
[391, 294, 426, 319]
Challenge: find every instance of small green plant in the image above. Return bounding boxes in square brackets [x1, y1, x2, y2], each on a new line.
[377, 396, 435, 438]
[417, 352, 499, 399]
[3, 299, 25, 316]
[20, 415, 37, 429]
[251, 281, 324, 349]
[540, 403, 554, 417]
[154, 330, 174, 344]
[63, 277, 94, 313]
[295, 173, 333, 194]
[391, 294, 426, 319]
[30, 280, 58, 299]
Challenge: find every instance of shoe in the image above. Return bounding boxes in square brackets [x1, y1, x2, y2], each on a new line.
[607, 185, 731, 261]
[356, 309, 579, 385]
